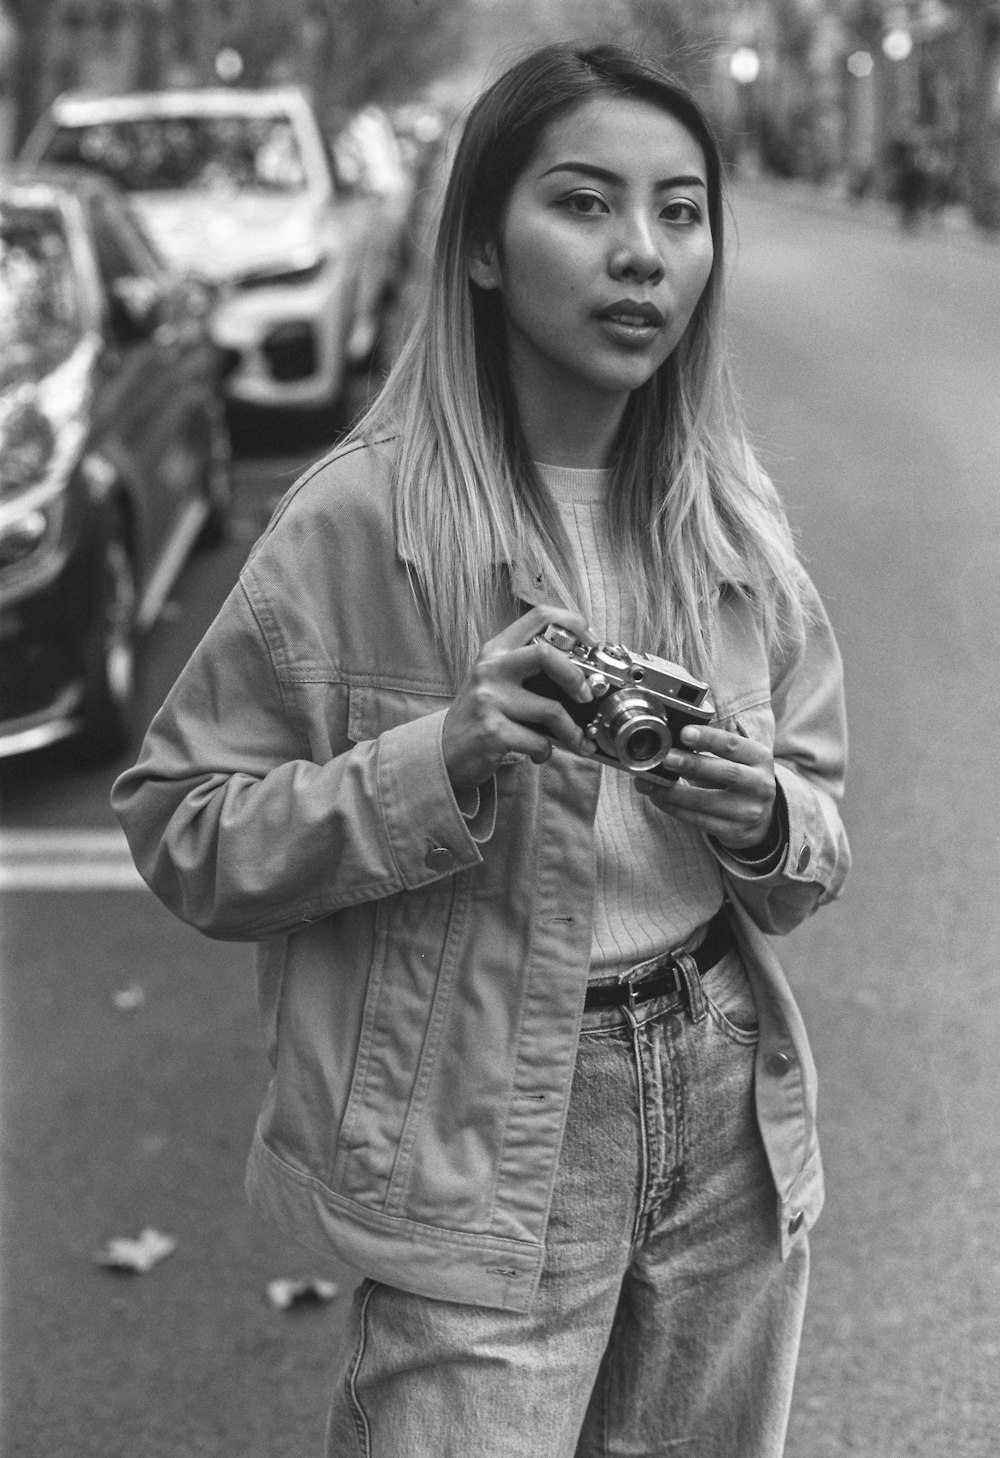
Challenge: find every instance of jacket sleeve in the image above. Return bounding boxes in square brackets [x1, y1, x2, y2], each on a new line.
[711, 579, 851, 936]
[111, 579, 494, 942]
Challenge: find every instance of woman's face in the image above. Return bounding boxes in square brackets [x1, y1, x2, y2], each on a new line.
[469, 95, 715, 428]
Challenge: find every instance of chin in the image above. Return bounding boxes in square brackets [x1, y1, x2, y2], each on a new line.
[590, 361, 663, 395]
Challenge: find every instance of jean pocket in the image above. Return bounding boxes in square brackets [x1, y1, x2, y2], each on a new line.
[702, 949, 760, 1045]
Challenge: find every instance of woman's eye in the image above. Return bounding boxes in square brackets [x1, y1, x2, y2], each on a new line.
[563, 192, 608, 216]
[661, 199, 702, 224]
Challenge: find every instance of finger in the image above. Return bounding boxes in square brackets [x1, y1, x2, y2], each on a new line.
[638, 789, 755, 842]
[501, 722, 562, 764]
[637, 777, 766, 827]
[679, 724, 769, 764]
[488, 605, 594, 654]
[661, 747, 767, 793]
[503, 685, 596, 755]
[486, 641, 594, 705]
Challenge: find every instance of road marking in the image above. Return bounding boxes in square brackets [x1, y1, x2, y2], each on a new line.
[0, 829, 146, 891]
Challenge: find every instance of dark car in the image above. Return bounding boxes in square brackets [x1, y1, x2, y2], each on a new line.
[0, 168, 231, 761]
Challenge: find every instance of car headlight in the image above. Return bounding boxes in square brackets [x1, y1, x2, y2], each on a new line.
[0, 507, 51, 570]
[0, 341, 93, 571]
[0, 399, 68, 569]
[0, 401, 57, 501]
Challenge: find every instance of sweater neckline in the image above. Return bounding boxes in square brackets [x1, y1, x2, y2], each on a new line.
[535, 461, 611, 506]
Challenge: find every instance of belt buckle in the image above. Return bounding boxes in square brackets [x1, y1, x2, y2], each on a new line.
[620, 953, 684, 1010]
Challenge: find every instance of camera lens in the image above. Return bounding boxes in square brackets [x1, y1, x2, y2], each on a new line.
[624, 728, 662, 764]
[593, 690, 670, 771]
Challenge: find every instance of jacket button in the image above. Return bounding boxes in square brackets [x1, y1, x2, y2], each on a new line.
[788, 1210, 804, 1235]
[425, 845, 455, 871]
[765, 1051, 793, 1077]
[795, 844, 812, 873]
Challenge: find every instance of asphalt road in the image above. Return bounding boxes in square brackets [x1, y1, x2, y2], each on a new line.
[2, 187, 999, 1456]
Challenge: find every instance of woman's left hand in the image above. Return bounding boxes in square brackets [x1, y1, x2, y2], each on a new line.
[635, 723, 777, 853]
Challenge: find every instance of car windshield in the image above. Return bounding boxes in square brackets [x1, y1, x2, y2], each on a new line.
[43, 114, 308, 193]
[0, 203, 84, 383]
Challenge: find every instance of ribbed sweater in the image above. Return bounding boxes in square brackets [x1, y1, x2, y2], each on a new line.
[537, 462, 723, 981]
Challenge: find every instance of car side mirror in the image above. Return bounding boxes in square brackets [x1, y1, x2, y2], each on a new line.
[108, 276, 163, 341]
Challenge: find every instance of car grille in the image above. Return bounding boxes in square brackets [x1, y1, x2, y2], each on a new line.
[262, 322, 318, 382]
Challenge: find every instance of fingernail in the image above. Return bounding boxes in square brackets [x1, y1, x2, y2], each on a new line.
[664, 750, 684, 769]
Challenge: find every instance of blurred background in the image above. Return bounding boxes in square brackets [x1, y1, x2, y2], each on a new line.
[1, 3, 998, 1457]
[3, 0, 1000, 225]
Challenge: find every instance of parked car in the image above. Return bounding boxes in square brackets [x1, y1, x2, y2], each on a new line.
[0, 167, 231, 761]
[20, 86, 378, 414]
[331, 104, 418, 363]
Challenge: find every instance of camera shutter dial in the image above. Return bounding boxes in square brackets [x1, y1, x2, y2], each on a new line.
[541, 624, 578, 651]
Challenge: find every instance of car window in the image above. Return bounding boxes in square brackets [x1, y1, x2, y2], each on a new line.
[43, 114, 308, 193]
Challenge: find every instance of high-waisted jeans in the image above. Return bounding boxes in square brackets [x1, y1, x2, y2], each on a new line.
[325, 949, 809, 1457]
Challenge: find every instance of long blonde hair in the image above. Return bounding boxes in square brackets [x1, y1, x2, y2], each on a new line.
[348, 43, 806, 683]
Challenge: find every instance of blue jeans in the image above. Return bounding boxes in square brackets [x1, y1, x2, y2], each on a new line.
[325, 949, 809, 1457]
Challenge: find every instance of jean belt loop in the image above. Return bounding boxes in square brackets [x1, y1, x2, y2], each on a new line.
[619, 973, 641, 1031]
[673, 951, 708, 1023]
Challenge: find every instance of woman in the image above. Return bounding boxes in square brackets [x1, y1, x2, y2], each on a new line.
[114, 43, 850, 1458]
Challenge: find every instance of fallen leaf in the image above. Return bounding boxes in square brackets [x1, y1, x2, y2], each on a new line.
[96, 1227, 177, 1273]
[266, 1277, 339, 1311]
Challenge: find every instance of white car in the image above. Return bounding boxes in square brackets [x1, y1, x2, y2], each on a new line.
[21, 87, 378, 413]
[332, 105, 417, 361]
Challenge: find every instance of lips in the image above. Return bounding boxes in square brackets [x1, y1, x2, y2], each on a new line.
[596, 299, 665, 327]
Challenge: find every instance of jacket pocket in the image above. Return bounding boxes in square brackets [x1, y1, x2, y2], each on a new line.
[347, 681, 453, 742]
[331, 870, 471, 1211]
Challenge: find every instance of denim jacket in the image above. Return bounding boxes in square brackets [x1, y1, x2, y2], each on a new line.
[112, 438, 850, 1313]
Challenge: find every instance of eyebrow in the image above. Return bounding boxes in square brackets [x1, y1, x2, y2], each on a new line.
[539, 162, 707, 190]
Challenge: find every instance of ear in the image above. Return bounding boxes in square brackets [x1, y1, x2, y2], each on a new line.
[467, 227, 502, 291]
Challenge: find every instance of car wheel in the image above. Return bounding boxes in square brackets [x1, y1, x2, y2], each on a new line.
[196, 396, 233, 551]
[74, 511, 138, 763]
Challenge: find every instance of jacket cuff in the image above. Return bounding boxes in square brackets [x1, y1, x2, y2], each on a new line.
[772, 759, 835, 883]
[709, 782, 789, 882]
[375, 709, 495, 887]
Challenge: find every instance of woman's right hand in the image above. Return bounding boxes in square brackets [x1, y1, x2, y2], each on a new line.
[442, 606, 598, 792]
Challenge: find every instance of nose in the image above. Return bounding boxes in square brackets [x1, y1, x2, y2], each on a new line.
[609, 211, 665, 285]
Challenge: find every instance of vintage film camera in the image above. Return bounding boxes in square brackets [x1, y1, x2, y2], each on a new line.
[525, 624, 715, 783]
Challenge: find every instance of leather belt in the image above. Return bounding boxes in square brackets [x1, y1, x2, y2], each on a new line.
[583, 906, 734, 1011]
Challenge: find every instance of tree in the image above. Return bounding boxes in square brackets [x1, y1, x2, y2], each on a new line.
[956, 0, 1000, 227]
[313, 0, 467, 117]
[5, 0, 56, 149]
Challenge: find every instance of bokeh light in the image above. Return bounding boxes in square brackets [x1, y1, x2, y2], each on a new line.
[882, 29, 914, 62]
[729, 47, 761, 85]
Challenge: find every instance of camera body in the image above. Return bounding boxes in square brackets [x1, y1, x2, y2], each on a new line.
[526, 623, 715, 782]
